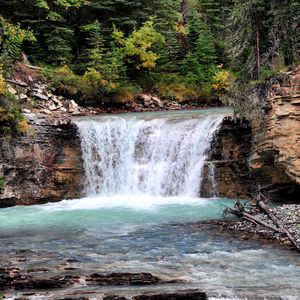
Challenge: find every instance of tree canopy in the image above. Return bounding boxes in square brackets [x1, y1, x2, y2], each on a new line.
[0, 0, 299, 103]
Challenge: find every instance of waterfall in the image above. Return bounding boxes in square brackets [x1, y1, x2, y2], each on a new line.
[76, 111, 224, 197]
[208, 162, 219, 197]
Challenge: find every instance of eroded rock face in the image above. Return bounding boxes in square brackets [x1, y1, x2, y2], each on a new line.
[201, 118, 253, 199]
[250, 66, 300, 201]
[0, 114, 84, 207]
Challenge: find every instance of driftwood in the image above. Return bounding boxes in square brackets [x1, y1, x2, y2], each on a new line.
[224, 200, 283, 233]
[25, 63, 43, 71]
[256, 193, 300, 252]
[6, 78, 28, 87]
[225, 196, 300, 252]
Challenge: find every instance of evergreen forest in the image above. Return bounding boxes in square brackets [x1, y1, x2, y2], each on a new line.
[0, 0, 299, 106]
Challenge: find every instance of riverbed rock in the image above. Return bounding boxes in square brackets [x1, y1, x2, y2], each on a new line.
[0, 114, 84, 207]
[104, 291, 208, 300]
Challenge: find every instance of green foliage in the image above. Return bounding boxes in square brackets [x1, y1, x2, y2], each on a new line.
[112, 82, 141, 103]
[113, 19, 165, 70]
[0, 67, 29, 134]
[0, 16, 36, 74]
[51, 65, 81, 95]
[0, 0, 297, 105]
[154, 73, 202, 102]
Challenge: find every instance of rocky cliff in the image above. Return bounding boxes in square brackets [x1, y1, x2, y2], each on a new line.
[249, 66, 300, 201]
[201, 118, 253, 199]
[0, 114, 84, 207]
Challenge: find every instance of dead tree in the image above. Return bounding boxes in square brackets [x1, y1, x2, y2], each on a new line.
[224, 193, 300, 252]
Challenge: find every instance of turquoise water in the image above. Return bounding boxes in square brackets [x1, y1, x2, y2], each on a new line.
[0, 196, 299, 300]
[1, 109, 299, 299]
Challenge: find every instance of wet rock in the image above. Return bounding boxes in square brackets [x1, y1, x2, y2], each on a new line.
[132, 291, 208, 300]
[203, 118, 253, 199]
[0, 270, 164, 291]
[103, 291, 207, 300]
[87, 272, 161, 286]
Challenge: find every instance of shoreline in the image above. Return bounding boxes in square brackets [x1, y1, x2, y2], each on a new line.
[193, 204, 300, 253]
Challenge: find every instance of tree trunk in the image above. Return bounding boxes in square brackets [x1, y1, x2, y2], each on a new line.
[256, 29, 260, 80]
[178, 0, 189, 57]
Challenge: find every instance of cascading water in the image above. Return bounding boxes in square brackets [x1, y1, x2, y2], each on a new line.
[1, 109, 300, 300]
[76, 111, 224, 197]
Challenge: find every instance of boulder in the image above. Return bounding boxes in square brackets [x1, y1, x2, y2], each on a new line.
[151, 96, 163, 108]
[7, 85, 17, 95]
[29, 91, 49, 101]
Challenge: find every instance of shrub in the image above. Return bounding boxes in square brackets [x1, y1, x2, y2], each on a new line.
[113, 18, 165, 70]
[51, 65, 81, 96]
[112, 82, 141, 103]
[0, 16, 36, 74]
[0, 71, 7, 96]
[211, 68, 232, 96]
[154, 73, 201, 102]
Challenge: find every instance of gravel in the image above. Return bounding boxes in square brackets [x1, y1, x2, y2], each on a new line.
[224, 204, 300, 250]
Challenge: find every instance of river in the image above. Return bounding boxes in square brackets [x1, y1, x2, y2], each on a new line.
[0, 109, 299, 299]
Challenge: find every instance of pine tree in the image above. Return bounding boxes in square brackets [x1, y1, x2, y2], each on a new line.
[226, 0, 272, 80]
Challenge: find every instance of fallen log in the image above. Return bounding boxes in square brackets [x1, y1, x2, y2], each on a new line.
[25, 64, 43, 71]
[224, 204, 283, 234]
[225, 197, 300, 252]
[256, 197, 300, 252]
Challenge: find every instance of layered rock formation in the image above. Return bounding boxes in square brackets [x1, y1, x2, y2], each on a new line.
[250, 66, 300, 201]
[202, 118, 253, 199]
[0, 114, 84, 207]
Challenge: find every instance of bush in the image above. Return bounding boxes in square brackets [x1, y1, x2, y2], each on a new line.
[51, 65, 81, 96]
[112, 82, 141, 103]
[0, 71, 7, 96]
[0, 16, 35, 74]
[154, 73, 202, 102]
[0, 71, 29, 134]
[211, 68, 232, 96]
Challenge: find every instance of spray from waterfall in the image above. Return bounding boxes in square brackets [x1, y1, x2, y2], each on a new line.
[76, 112, 224, 197]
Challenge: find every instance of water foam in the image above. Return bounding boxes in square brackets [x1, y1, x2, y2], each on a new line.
[40, 194, 210, 212]
[76, 111, 225, 198]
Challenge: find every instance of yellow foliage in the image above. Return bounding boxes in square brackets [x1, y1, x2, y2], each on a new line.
[174, 15, 189, 36]
[155, 81, 201, 102]
[113, 19, 164, 70]
[113, 84, 140, 103]
[0, 73, 7, 96]
[211, 69, 231, 96]
[16, 119, 30, 133]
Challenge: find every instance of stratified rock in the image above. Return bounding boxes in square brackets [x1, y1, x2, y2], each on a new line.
[250, 65, 300, 201]
[203, 118, 253, 199]
[0, 269, 163, 291]
[0, 114, 84, 207]
[87, 272, 161, 286]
